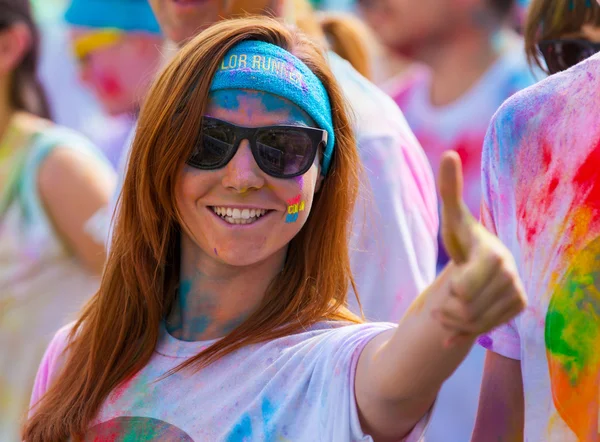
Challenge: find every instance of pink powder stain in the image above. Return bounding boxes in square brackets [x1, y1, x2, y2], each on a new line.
[214, 248, 218, 256]
[287, 194, 301, 206]
[108, 375, 136, 405]
[572, 142, 600, 217]
[294, 174, 304, 190]
[98, 72, 124, 98]
[516, 139, 557, 245]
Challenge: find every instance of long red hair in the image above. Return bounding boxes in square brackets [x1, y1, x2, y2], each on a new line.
[23, 17, 363, 441]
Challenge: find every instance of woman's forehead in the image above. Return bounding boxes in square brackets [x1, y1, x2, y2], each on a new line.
[206, 89, 315, 127]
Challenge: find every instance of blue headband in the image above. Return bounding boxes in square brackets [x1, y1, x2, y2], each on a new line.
[209, 40, 335, 175]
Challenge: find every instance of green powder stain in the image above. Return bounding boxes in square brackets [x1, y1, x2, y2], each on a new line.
[545, 237, 600, 384]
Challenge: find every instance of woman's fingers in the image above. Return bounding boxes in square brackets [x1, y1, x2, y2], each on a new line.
[435, 254, 526, 335]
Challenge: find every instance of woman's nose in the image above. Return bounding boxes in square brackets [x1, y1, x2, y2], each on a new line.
[221, 140, 266, 193]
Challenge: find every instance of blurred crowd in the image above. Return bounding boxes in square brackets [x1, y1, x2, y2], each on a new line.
[2, 0, 600, 440]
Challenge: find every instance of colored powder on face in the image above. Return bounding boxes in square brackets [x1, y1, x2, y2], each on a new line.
[285, 194, 305, 223]
[294, 174, 304, 190]
[545, 236, 600, 440]
[214, 248, 218, 256]
[189, 315, 211, 335]
[98, 72, 124, 98]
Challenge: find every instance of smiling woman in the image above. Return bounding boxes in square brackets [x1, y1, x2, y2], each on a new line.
[23, 16, 526, 442]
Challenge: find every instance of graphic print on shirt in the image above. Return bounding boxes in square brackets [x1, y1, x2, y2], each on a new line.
[543, 145, 600, 440]
[86, 417, 194, 441]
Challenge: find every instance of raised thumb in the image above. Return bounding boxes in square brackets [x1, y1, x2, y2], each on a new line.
[439, 151, 473, 263]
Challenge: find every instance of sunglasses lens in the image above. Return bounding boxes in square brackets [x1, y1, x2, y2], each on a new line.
[541, 40, 600, 74]
[189, 120, 236, 169]
[255, 129, 315, 177]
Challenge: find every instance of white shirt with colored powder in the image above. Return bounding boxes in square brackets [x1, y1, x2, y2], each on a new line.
[478, 52, 600, 442]
[31, 321, 431, 441]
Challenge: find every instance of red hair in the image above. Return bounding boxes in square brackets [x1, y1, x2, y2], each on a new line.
[23, 16, 363, 441]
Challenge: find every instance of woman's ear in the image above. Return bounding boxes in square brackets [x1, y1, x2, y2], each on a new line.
[0, 23, 32, 75]
[315, 172, 325, 192]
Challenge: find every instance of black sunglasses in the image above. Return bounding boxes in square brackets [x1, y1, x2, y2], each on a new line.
[538, 39, 600, 75]
[187, 117, 328, 179]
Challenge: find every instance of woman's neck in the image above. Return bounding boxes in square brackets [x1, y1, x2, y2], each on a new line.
[419, 27, 508, 107]
[166, 235, 288, 341]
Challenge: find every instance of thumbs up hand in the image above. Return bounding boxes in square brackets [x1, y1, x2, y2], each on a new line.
[434, 152, 526, 341]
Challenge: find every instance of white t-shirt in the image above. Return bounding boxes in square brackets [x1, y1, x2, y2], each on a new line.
[478, 52, 600, 441]
[326, 54, 438, 322]
[31, 321, 431, 441]
[110, 52, 439, 324]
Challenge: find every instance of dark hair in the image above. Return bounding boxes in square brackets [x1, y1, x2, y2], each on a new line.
[0, 0, 51, 119]
[488, 0, 515, 18]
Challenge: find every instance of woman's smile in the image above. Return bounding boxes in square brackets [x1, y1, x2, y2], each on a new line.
[208, 205, 276, 226]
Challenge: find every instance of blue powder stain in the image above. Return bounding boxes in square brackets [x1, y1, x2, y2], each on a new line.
[261, 398, 277, 442]
[190, 315, 211, 335]
[285, 213, 299, 223]
[226, 415, 253, 442]
[209, 90, 241, 111]
[179, 279, 192, 298]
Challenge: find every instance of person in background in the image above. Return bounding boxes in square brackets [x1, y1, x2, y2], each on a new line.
[525, 0, 600, 75]
[35, 0, 133, 168]
[0, 0, 116, 440]
[357, 0, 537, 440]
[112, 0, 440, 325]
[64, 0, 163, 119]
[361, 0, 536, 269]
[472, 0, 600, 440]
[512, 0, 530, 33]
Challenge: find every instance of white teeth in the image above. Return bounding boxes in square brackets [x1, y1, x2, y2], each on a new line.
[211, 207, 269, 224]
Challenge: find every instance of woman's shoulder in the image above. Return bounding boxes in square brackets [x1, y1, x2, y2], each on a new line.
[30, 322, 78, 406]
[280, 320, 395, 354]
[41, 322, 76, 372]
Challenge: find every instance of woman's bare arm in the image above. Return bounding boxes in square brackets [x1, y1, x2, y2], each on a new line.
[471, 351, 524, 442]
[39, 146, 116, 274]
[354, 152, 526, 441]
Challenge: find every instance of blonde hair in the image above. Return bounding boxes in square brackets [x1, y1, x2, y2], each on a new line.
[318, 12, 373, 79]
[290, 0, 374, 79]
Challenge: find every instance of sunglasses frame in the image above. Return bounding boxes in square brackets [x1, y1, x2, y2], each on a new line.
[537, 38, 600, 74]
[186, 116, 328, 179]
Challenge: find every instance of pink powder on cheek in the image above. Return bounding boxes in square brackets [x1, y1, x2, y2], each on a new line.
[97, 72, 125, 98]
[293, 175, 304, 190]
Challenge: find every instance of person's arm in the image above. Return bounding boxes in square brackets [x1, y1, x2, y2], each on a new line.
[471, 351, 524, 442]
[38, 146, 116, 274]
[354, 152, 527, 441]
